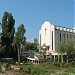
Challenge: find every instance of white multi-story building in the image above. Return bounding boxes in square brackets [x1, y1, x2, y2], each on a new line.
[39, 21, 75, 55]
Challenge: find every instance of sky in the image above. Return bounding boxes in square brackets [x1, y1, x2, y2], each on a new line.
[0, 0, 74, 41]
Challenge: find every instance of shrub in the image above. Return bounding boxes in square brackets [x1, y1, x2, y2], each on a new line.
[60, 62, 66, 67]
[23, 62, 34, 73]
[63, 63, 69, 68]
[31, 66, 41, 75]
[69, 61, 75, 67]
[52, 62, 60, 67]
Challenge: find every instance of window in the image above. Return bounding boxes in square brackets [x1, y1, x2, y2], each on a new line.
[64, 34, 65, 38]
[60, 33, 61, 41]
[64, 33, 65, 43]
[67, 34, 68, 38]
[45, 28, 47, 35]
[52, 31, 53, 50]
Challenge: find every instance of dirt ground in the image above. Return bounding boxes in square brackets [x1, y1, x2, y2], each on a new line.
[0, 70, 26, 75]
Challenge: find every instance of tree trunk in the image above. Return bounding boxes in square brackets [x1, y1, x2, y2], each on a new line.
[67, 55, 69, 63]
[58, 55, 59, 62]
[54, 55, 55, 62]
[61, 55, 63, 63]
[18, 45, 20, 63]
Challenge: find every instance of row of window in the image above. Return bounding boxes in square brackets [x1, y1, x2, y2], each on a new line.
[59, 33, 75, 41]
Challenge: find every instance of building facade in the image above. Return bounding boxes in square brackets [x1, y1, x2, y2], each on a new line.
[39, 21, 75, 55]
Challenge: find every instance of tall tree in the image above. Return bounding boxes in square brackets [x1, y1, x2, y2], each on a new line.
[15, 24, 26, 62]
[57, 41, 65, 63]
[1, 11, 15, 57]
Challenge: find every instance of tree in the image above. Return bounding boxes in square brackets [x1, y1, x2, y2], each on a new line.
[57, 39, 75, 63]
[40, 44, 47, 61]
[57, 41, 65, 63]
[65, 39, 75, 63]
[1, 11, 15, 57]
[15, 24, 26, 63]
[20, 42, 38, 51]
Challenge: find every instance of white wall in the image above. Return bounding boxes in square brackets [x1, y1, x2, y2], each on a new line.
[39, 21, 55, 52]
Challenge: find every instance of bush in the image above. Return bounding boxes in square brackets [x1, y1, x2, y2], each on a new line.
[22, 62, 34, 73]
[60, 62, 66, 67]
[52, 62, 60, 67]
[31, 66, 41, 75]
[69, 61, 75, 67]
[40, 67, 52, 75]
[20, 62, 54, 75]
[63, 63, 68, 67]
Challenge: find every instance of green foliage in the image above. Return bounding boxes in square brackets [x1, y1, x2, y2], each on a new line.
[57, 39, 75, 63]
[15, 24, 26, 45]
[1, 11, 15, 58]
[57, 41, 65, 54]
[65, 68, 75, 73]
[68, 61, 75, 67]
[58, 39, 75, 55]
[20, 62, 54, 75]
[19, 42, 38, 51]
[52, 62, 61, 67]
[2, 11, 15, 44]
[8, 62, 75, 75]
[4, 61, 75, 75]
[65, 39, 75, 55]
[1, 45, 6, 53]
[20, 62, 34, 73]
[55, 68, 75, 75]
[15, 24, 26, 62]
